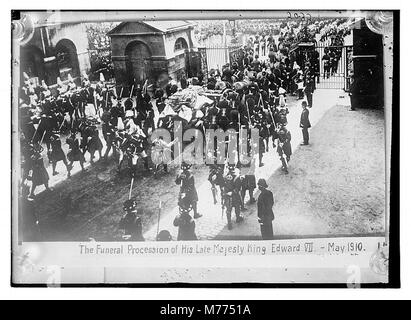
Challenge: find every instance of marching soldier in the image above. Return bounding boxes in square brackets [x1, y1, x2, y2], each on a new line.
[49, 132, 72, 177]
[277, 125, 292, 173]
[28, 143, 50, 198]
[66, 131, 86, 172]
[208, 162, 225, 205]
[119, 199, 144, 241]
[84, 127, 103, 163]
[175, 162, 201, 219]
[239, 156, 257, 209]
[223, 164, 244, 230]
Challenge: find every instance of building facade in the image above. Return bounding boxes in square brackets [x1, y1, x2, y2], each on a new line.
[20, 22, 91, 87]
[108, 20, 198, 87]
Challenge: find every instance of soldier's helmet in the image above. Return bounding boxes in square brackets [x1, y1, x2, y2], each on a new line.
[181, 162, 192, 171]
[178, 194, 193, 213]
[123, 199, 137, 212]
[278, 125, 287, 135]
[124, 98, 133, 110]
[227, 163, 237, 172]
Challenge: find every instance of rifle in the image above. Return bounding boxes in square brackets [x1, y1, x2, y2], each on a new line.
[35, 130, 47, 148]
[31, 118, 42, 143]
[245, 100, 252, 126]
[129, 83, 135, 99]
[105, 90, 109, 109]
[156, 201, 162, 240]
[119, 87, 124, 100]
[128, 177, 134, 200]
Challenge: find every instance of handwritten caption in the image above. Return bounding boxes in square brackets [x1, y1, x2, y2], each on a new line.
[78, 240, 366, 257]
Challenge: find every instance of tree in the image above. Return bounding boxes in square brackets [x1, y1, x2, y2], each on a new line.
[86, 22, 120, 81]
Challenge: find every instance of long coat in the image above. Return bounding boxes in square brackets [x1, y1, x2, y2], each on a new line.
[257, 189, 274, 222]
[174, 214, 197, 241]
[300, 108, 311, 128]
[176, 171, 199, 203]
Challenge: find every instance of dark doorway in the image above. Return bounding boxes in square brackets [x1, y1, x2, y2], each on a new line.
[125, 41, 152, 86]
[55, 39, 80, 81]
[20, 45, 45, 86]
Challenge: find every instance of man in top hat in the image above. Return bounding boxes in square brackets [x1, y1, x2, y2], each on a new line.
[119, 199, 144, 241]
[300, 101, 311, 145]
[304, 77, 314, 108]
[257, 178, 274, 240]
[175, 162, 201, 219]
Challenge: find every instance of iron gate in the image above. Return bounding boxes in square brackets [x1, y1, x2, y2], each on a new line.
[199, 44, 242, 74]
[314, 45, 353, 90]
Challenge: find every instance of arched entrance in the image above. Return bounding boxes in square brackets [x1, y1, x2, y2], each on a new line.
[174, 37, 188, 52]
[20, 45, 45, 86]
[55, 39, 80, 80]
[125, 41, 152, 85]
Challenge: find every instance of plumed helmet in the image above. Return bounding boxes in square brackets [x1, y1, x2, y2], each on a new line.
[181, 162, 192, 171]
[178, 194, 193, 213]
[227, 163, 236, 172]
[123, 199, 137, 212]
[124, 98, 133, 110]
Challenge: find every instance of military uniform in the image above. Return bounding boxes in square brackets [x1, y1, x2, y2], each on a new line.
[223, 165, 244, 230]
[119, 200, 144, 241]
[66, 133, 86, 171]
[176, 163, 201, 219]
[208, 163, 225, 205]
[49, 133, 71, 177]
[277, 126, 292, 173]
[239, 158, 257, 208]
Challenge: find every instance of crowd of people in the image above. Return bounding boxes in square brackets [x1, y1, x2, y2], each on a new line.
[18, 17, 351, 241]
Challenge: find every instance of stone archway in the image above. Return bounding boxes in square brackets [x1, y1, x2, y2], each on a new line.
[55, 38, 80, 80]
[174, 37, 188, 52]
[125, 41, 152, 85]
[20, 45, 45, 86]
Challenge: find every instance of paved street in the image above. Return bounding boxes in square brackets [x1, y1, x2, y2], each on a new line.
[144, 89, 349, 240]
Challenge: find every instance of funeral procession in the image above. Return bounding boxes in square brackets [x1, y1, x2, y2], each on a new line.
[15, 11, 388, 242]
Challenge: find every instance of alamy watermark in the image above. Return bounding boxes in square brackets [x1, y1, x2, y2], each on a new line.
[150, 121, 260, 166]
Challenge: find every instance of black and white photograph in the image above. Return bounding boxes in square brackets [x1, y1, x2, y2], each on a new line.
[10, 9, 398, 286]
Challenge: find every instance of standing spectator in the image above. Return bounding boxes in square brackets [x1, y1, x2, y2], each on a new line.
[119, 199, 145, 241]
[348, 76, 358, 111]
[174, 202, 198, 241]
[257, 179, 274, 240]
[300, 101, 311, 146]
[304, 77, 314, 108]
